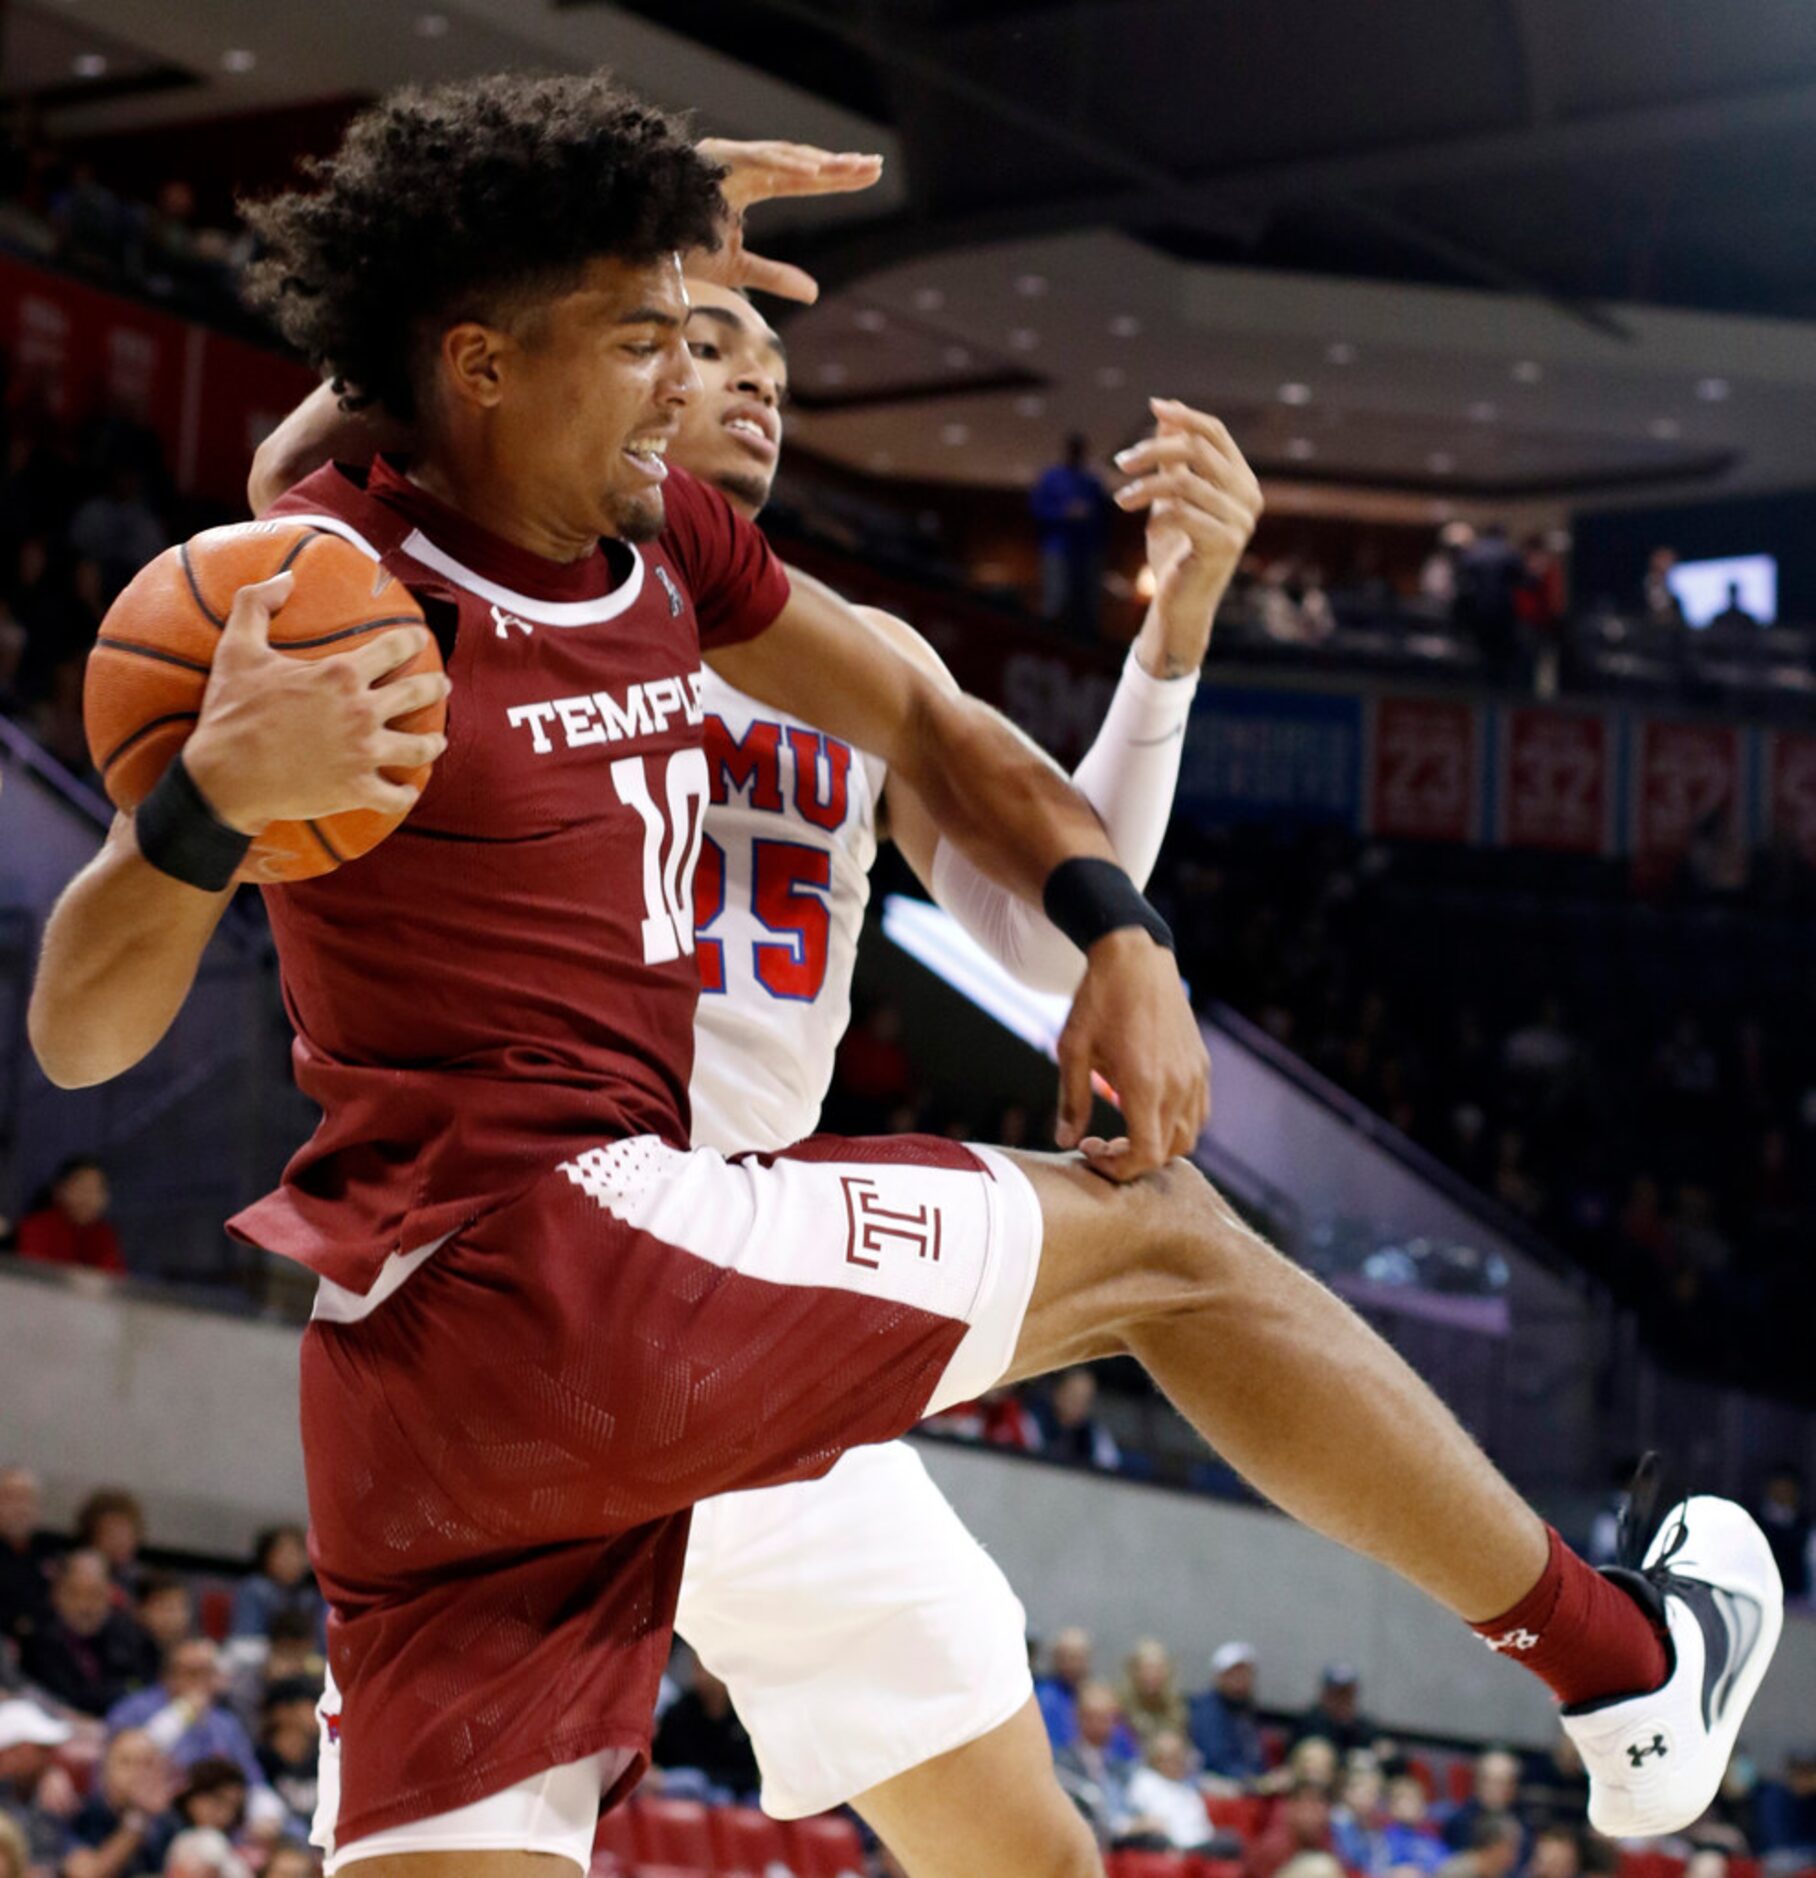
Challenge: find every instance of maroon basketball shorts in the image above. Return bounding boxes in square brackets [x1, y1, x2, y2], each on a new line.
[298, 1131, 1043, 1855]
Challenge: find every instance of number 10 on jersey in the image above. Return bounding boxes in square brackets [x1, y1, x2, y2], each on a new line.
[611, 749, 710, 965]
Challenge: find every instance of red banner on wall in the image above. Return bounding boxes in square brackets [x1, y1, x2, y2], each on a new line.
[1631, 720, 1744, 867]
[1766, 732, 1816, 866]
[1368, 696, 1478, 842]
[0, 252, 313, 510]
[1498, 708, 1613, 854]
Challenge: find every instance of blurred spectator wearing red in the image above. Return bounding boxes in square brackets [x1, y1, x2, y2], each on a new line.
[1246, 1779, 1338, 1878]
[14, 1159, 125, 1275]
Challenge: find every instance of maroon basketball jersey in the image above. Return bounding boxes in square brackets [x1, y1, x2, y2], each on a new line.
[228, 457, 790, 1291]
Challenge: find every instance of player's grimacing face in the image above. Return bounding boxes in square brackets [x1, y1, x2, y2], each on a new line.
[671, 283, 787, 519]
[494, 254, 700, 545]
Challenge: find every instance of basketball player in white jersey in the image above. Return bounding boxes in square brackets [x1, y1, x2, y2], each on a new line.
[249, 274, 1251, 1875]
[665, 281, 1244, 1875]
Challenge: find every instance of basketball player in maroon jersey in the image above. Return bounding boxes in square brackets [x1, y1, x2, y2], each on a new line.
[30, 73, 1781, 1878]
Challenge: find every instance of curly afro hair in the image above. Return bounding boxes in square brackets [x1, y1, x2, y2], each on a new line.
[242, 72, 726, 423]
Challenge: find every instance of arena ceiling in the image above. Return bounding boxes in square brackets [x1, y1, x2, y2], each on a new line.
[11, 0, 1816, 510]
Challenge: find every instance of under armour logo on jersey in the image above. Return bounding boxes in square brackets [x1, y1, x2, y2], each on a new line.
[492, 602, 533, 639]
[841, 1176, 943, 1270]
[655, 565, 684, 617]
[1627, 1735, 1668, 1766]
[1483, 1628, 1540, 1653]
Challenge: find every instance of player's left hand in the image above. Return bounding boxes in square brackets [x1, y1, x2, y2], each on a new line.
[1056, 928, 1211, 1181]
[694, 139, 884, 303]
[1115, 399, 1264, 676]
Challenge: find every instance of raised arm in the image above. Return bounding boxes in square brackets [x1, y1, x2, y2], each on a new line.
[707, 572, 1208, 1176]
[248, 382, 403, 515]
[30, 574, 446, 1088]
[890, 398, 1261, 993]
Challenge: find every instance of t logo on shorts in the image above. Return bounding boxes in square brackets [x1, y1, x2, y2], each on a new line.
[841, 1176, 944, 1270]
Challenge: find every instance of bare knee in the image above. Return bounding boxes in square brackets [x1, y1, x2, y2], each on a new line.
[1112, 1155, 1289, 1317]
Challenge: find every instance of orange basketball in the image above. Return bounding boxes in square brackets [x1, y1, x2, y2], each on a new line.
[84, 519, 444, 884]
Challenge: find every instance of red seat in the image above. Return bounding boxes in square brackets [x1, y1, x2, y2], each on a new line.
[710, 1806, 793, 1875]
[1730, 1860, 1761, 1878]
[198, 1585, 233, 1641]
[631, 1866, 711, 1878]
[1406, 1755, 1435, 1801]
[1107, 1854, 1193, 1878]
[1192, 1860, 1244, 1878]
[631, 1797, 716, 1870]
[1445, 1760, 1474, 1805]
[1205, 1795, 1269, 1841]
[785, 1812, 866, 1878]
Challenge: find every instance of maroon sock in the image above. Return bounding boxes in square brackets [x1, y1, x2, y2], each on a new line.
[1469, 1525, 1669, 1707]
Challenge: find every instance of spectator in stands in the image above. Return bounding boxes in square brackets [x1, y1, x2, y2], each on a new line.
[17, 1552, 150, 1717]
[131, 1582, 192, 1677]
[9, 538, 98, 718]
[1275, 1855, 1345, 1878]
[1123, 1729, 1216, 1852]
[1755, 1464, 1813, 1602]
[0, 1471, 53, 1650]
[1277, 1735, 1340, 1798]
[0, 1813, 26, 1878]
[104, 1642, 261, 1789]
[13, 1164, 124, 1277]
[1518, 1731, 1589, 1834]
[253, 1681, 317, 1837]
[64, 1729, 176, 1878]
[1708, 583, 1759, 634]
[1419, 523, 1472, 611]
[1331, 1760, 1385, 1870]
[0, 1697, 75, 1878]
[1527, 1823, 1586, 1878]
[1442, 1749, 1523, 1854]
[1030, 435, 1108, 642]
[226, 1533, 321, 1649]
[1754, 1748, 1816, 1861]
[1117, 1639, 1188, 1753]
[648, 1661, 756, 1804]
[1642, 548, 1685, 628]
[1434, 1813, 1524, 1878]
[1684, 1851, 1728, 1878]
[223, 1612, 322, 1736]
[165, 1764, 243, 1845]
[74, 1496, 143, 1603]
[158, 1827, 245, 1878]
[1035, 1627, 1094, 1749]
[1376, 1771, 1447, 1873]
[66, 468, 164, 608]
[1455, 524, 1526, 684]
[828, 1000, 915, 1133]
[1052, 1680, 1139, 1847]
[1190, 1639, 1267, 1782]
[258, 1846, 315, 1878]
[1035, 1369, 1121, 1471]
[1291, 1664, 1375, 1758]
[1246, 1779, 1337, 1878]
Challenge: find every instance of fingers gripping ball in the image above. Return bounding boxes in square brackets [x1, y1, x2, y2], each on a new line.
[84, 520, 444, 882]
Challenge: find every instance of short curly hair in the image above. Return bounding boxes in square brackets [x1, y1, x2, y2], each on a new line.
[242, 73, 726, 423]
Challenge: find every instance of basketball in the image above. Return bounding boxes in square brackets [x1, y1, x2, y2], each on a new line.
[83, 518, 444, 883]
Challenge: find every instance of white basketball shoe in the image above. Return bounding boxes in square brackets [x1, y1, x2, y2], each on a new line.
[1563, 1492, 1782, 1838]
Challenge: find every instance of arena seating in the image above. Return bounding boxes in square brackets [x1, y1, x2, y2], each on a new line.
[590, 1798, 866, 1878]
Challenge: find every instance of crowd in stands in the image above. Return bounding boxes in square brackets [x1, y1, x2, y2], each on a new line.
[9, 1464, 1815, 1878]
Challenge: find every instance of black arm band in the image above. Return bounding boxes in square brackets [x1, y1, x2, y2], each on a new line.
[1042, 856, 1174, 953]
[134, 754, 252, 892]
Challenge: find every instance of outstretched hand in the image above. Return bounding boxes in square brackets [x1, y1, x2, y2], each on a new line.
[693, 139, 885, 302]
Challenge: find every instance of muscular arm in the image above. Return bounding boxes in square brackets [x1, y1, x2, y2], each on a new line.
[864, 607, 1197, 995]
[708, 570, 1119, 903]
[30, 814, 234, 1089]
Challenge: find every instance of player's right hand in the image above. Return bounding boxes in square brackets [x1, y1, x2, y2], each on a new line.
[1055, 928, 1211, 1181]
[182, 572, 451, 836]
[693, 139, 884, 302]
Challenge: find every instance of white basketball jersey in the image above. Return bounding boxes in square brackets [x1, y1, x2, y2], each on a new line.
[688, 670, 888, 1154]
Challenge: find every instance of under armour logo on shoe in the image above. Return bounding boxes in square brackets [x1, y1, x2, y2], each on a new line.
[1483, 1627, 1540, 1653]
[1627, 1735, 1668, 1766]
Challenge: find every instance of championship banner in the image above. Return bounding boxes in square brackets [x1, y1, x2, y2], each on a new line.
[1366, 696, 1480, 843]
[1765, 731, 1816, 868]
[1496, 708, 1614, 855]
[1630, 719, 1745, 869]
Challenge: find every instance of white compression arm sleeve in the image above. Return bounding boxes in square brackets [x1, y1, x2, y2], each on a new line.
[927, 646, 1198, 995]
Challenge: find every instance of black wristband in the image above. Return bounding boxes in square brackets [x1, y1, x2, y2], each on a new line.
[135, 753, 253, 892]
[1043, 856, 1174, 954]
